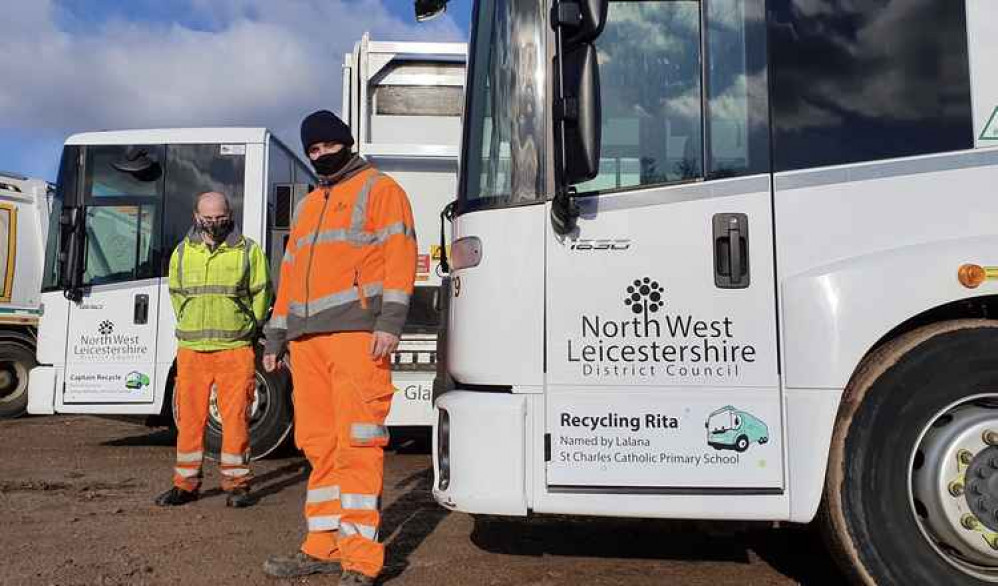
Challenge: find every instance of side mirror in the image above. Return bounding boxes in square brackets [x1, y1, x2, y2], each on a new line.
[415, 0, 449, 22]
[557, 43, 601, 185]
[59, 207, 85, 302]
[555, 0, 608, 46]
[551, 0, 607, 235]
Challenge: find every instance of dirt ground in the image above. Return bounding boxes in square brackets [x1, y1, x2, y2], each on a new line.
[0, 416, 847, 585]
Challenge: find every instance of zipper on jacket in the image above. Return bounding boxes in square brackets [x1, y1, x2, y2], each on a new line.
[304, 186, 333, 321]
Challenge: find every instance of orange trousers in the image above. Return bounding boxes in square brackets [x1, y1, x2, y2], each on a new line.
[173, 346, 255, 492]
[289, 332, 393, 578]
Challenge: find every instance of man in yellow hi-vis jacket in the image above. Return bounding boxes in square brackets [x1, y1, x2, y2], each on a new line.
[155, 191, 270, 509]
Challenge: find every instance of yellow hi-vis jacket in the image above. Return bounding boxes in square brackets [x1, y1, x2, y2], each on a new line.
[168, 228, 271, 351]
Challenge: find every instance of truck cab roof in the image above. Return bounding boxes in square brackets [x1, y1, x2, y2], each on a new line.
[65, 128, 275, 146]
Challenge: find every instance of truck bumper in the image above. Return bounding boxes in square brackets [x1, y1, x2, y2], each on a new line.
[27, 366, 57, 415]
[432, 390, 528, 516]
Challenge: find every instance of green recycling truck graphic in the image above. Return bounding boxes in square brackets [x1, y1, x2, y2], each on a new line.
[125, 371, 150, 390]
[706, 406, 769, 452]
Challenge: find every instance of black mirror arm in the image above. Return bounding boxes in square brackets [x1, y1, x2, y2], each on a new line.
[550, 0, 580, 236]
[438, 200, 456, 274]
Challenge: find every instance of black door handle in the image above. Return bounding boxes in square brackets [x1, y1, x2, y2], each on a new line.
[713, 213, 750, 289]
[134, 294, 149, 324]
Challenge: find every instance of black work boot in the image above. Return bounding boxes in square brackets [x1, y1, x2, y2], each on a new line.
[154, 487, 199, 506]
[339, 570, 376, 585]
[226, 488, 256, 508]
[262, 552, 342, 578]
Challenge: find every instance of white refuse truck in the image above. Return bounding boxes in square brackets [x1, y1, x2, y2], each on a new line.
[0, 171, 51, 418]
[419, 0, 998, 583]
[343, 34, 466, 427]
[27, 37, 467, 453]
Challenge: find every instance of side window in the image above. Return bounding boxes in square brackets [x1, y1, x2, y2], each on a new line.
[577, 0, 703, 193]
[266, 140, 295, 284]
[707, 0, 769, 178]
[162, 144, 246, 262]
[768, 0, 973, 171]
[81, 145, 164, 286]
[576, 0, 769, 194]
[83, 205, 158, 286]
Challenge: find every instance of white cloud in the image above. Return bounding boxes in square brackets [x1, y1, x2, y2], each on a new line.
[0, 0, 463, 173]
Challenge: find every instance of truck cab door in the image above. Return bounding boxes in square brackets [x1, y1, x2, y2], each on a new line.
[62, 146, 164, 405]
[544, 0, 783, 492]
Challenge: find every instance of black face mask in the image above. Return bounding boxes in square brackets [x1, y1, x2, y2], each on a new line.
[312, 149, 351, 176]
[197, 218, 233, 242]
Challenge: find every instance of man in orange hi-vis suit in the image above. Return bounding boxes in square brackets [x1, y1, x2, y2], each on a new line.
[261, 110, 416, 586]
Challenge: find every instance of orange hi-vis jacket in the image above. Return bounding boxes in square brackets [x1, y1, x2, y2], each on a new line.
[264, 161, 416, 355]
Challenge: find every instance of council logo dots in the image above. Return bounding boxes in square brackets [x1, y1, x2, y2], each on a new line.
[623, 277, 664, 314]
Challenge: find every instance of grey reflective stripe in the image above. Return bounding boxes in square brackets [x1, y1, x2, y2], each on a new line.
[341, 493, 379, 511]
[350, 173, 382, 233]
[288, 282, 384, 317]
[297, 228, 376, 250]
[306, 485, 341, 504]
[220, 452, 248, 466]
[175, 328, 254, 341]
[175, 467, 200, 478]
[283, 249, 294, 264]
[176, 451, 203, 463]
[308, 515, 341, 532]
[174, 284, 243, 296]
[265, 315, 287, 331]
[376, 222, 416, 243]
[383, 289, 410, 305]
[176, 241, 186, 288]
[340, 522, 378, 541]
[220, 467, 251, 477]
[350, 423, 389, 443]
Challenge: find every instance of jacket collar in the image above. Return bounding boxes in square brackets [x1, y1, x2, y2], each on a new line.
[318, 154, 372, 186]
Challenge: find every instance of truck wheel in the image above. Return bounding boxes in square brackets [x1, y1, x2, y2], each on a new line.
[735, 435, 749, 452]
[0, 341, 36, 418]
[173, 356, 293, 461]
[822, 320, 998, 585]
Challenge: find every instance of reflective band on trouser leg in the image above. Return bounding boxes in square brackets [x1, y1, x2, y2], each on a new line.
[172, 348, 213, 491]
[216, 346, 256, 491]
[291, 336, 343, 563]
[334, 332, 393, 579]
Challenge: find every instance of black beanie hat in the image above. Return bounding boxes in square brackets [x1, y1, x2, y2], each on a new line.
[300, 110, 354, 152]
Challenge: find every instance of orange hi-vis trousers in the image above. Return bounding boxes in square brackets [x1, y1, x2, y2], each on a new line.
[173, 346, 256, 492]
[289, 332, 393, 579]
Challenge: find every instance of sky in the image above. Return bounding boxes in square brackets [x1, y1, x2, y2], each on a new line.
[0, 0, 473, 182]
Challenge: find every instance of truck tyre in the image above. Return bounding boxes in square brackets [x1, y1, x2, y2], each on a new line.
[735, 435, 750, 452]
[822, 320, 998, 585]
[172, 354, 293, 461]
[0, 341, 36, 418]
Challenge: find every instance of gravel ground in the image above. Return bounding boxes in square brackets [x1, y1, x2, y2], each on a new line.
[0, 415, 847, 585]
